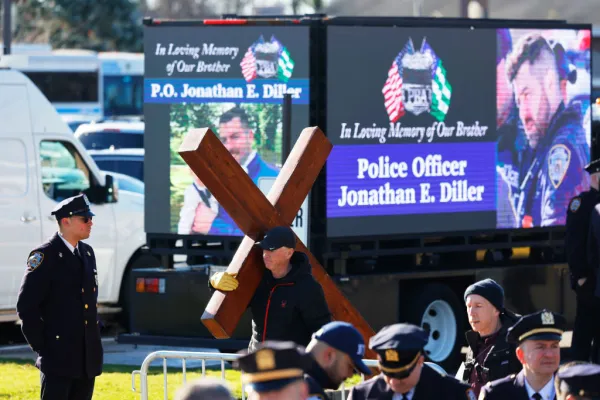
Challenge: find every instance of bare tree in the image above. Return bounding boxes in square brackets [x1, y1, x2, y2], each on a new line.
[292, 0, 324, 14]
[150, 0, 217, 19]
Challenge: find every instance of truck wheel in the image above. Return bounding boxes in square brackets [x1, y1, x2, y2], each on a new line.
[404, 283, 465, 373]
[119, 253, 161, 331]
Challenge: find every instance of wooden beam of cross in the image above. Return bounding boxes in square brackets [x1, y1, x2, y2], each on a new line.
[178, 127, 376, 359]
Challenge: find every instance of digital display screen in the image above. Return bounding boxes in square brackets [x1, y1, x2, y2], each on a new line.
[326, 26, 591, 237]
[143, 25, 310, 236]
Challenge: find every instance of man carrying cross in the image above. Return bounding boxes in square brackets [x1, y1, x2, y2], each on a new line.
[178, 126, 375, 359]
[209, 225, 332, 351]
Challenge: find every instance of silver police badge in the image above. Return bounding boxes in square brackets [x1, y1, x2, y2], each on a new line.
[27, 252, 44, 270]
[548, 144, 571, 189]
[541, 311, 555, 325]
[400, 38, 435, 116]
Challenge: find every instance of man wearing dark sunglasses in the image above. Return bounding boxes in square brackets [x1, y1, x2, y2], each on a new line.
[16, 194, 103, 400]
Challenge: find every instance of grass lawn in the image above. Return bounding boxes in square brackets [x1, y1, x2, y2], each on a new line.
[0, 358, 363, 399]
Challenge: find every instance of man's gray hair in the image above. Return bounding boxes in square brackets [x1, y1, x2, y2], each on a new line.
[174, 377, 234, 400]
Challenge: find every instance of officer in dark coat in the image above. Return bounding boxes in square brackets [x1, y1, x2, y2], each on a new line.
[567, 158, 600, 362]
[16, 194, 103, 400]
[479, 309, 566, 400]
[554, 362, 600, 400]
[348, 323, 477, 400]
[304, 321, 373, 399]
[235, 341, 313, 399]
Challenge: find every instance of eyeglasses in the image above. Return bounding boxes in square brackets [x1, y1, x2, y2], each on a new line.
[72, 216, 93, 223]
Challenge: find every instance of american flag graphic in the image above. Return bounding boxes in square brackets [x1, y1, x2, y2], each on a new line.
[382, 55, 405, 123]
[240, 47, 257, 82]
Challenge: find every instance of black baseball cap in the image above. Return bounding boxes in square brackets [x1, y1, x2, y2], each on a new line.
[256, 226, 296, 251]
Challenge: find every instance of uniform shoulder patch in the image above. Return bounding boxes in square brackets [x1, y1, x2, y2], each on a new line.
[569, 197, 581, 213]
[27, 252, 44, 271]
[548, 144, 571, 189]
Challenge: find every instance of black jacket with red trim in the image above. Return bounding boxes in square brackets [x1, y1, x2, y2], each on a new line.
[248, 251, 332, 352]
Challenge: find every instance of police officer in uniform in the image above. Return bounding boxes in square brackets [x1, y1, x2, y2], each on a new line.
[567, 158, 600, 362]
[348, 323, 476, 400]
[504, 32, 590, 228]
[479, 309, 566, 400]
[554, 362, 600, 400]
[304, 321, 373, 399]
[235, 341, 312, 400]
[16, 194, 103, 400]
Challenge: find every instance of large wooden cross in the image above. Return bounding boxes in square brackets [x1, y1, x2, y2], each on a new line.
[178, 126, 376, 358]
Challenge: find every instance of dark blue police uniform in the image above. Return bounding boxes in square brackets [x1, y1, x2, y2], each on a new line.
[513, 102, 589, 228]
[570, 158, 600, 363]
[348, 323, 476, 400]
[304, 321, 373, 400]
[16, 194, 103, 400]
[479, 309, 566, 400]
[555, 362, 600, 399]
[235, 341, 313, 396]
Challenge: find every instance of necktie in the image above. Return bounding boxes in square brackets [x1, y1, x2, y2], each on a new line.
[74, 248, 83, 264]
[532, 393, 542, 400]
[402, 394, 410, 400]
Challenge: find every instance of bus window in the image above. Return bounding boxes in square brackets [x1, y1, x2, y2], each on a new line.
[24, 71, 99, 103]
[103, 75, 143, 116]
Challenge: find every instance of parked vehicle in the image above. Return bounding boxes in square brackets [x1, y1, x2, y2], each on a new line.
[88, 148, 144, 183]
[74, 120, 144, 150]
[0, 69, 157, 325]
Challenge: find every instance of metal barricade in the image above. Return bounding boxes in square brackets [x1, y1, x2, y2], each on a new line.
[131, 351, 447, 400]
[131, 350, 380, 400]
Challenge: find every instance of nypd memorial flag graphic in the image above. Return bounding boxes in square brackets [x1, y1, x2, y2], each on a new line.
[144, 31, 309, 105]
[325, 26, 497, 237]
[382, 37, 453, 123]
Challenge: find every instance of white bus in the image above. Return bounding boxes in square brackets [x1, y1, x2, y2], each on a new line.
[0, 49, 104, 129]
[99, 52, 144, 117]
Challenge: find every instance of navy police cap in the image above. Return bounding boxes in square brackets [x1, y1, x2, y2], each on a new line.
[506, 309, 566, 345]
[50, 194, 95, 220]
[556, 363, 600, 398]
[369, 323, 428, 379]
[585, 158, 600, 174]
[235, 341, 312, 393]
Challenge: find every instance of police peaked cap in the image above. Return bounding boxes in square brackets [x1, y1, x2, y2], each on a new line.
[51, 194, 95, 220]
[235, 341, 312, 393]
[585, 158, 600, 174]
[369, 323, 428, 379]
[506, 309, 566, 345]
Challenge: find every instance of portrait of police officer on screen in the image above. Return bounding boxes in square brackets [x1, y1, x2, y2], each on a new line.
[497, 32, 589, 229]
